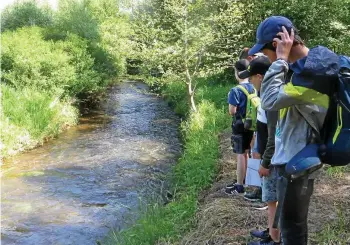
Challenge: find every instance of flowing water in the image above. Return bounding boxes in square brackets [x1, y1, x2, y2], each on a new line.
[1, 81, 181, 245]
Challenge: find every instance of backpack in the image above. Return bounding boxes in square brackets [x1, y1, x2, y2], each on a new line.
[320, 55, 350, 166]
[289, 53, 350, 167]
[236, 85, 261, 131]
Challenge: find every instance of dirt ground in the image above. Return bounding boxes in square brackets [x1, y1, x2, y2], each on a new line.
[177, 129, 350, 245]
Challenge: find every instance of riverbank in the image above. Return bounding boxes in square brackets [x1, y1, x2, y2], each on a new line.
[177, 130, 350, 245]
[1, 81, 182, 245]
[105, 75, 232, 244]
[108, 76, 350, 245]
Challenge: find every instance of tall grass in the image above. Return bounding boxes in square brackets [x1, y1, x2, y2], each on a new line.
[1, 84, 77, 157]
[106, 75, 233, 244]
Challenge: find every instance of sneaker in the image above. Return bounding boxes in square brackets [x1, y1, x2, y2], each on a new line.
[225, 184, 244, 195]
[250, 228, 269, 240]
[244, 187, 262, 202]
[248, 236, 281, 245]
[225, 179, 245, 189]
[225, 182, 237, 189]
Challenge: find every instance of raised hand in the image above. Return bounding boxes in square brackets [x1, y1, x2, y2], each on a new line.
[273, 26, 294, 61]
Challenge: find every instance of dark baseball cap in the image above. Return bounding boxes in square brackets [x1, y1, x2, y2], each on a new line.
[248, 16, 294, 56]
[238, 56, 271, 79]
[234, 59, 249, 72]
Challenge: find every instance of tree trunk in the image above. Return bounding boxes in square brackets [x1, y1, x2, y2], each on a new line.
[183, 2, 197, 112]
[185, 64, 197, 112]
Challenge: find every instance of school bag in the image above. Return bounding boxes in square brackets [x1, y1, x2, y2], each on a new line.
[320, 55, 350, 166]
[236, 85, 261, 131]
[286, 47, 350, 169]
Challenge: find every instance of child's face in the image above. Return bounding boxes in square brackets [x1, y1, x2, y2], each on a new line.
[250, 74, 263, 91]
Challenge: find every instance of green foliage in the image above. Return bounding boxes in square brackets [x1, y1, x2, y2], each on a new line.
[130, 0, 350, 82]
[1, 84, 78, 156]
[0, 0, 129, 156]
[1, 0, 53, 32]
[1, 27, 74, 92]
[1, 26, 101, 96]
[53, 0, 99, 41]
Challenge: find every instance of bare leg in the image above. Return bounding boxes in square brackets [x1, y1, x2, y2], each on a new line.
[236, 153, 246, 185]
[267, 201, 280, 242]
[237, 151, 249, 185]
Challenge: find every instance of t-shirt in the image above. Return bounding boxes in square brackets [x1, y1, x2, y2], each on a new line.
[257, 105, 267, 124]
[271, 122, 287, 165]
[228, 81, 255, 119]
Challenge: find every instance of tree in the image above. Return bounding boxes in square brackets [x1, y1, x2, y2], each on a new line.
[130, 0, 216, 111]
[1, 0, 53, 32]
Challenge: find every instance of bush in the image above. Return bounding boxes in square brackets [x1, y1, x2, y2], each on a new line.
[1, 26, 102, 97]
[46, 0, 119, 77]
[1, 0, 53, 32]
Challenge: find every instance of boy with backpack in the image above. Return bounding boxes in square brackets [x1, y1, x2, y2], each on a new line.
[239, 56, 281, 245]
[226, 59, 256, 194]
[247, 16, 350, 244]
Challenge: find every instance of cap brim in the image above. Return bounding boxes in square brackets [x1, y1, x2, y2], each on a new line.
[238, 70, 251, 79]
[248, 43, 265, 56]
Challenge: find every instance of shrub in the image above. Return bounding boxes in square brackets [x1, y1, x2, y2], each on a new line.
[1, 26, 102, 97]
[1, 0, 53, 32]
[1, 27, 75, 92]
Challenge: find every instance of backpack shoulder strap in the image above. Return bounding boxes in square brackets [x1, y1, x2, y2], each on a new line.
[237, 84, 256, 96]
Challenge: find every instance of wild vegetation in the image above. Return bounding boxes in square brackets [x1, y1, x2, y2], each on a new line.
[1, 0, 349, 244]
[107, 0, 350, 244]
[0, 0, 131, 157]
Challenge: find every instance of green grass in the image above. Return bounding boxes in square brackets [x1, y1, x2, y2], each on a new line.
[1, 84, 78, 157]
[325, 164, 350, 178]
[315, 208, 350, 244]
[106, 74, 233, 245]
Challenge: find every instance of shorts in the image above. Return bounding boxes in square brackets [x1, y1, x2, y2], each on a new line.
[231, 119, 254, 154]
[262, 165, 284, 203]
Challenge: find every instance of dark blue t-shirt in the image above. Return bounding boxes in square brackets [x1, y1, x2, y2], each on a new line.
[228, 81, 255, 119]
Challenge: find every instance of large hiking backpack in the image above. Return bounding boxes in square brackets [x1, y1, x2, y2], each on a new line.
[236, 85, 260, 131]
[287, 52, 350, 169]
[321, 55, 350, 166]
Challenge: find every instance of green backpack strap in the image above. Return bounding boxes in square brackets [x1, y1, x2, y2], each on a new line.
[237, 84, 255, 96]
[237, 85, 260, 107]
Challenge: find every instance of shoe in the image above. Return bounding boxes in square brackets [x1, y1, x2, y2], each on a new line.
[250, 228, 269, 240]
[225, 182, 236, 189]
[226, 179, 245, 189]
[225, 184, 244, 195]
[244, 187, 262, 202]
[248, 236, 281, 245]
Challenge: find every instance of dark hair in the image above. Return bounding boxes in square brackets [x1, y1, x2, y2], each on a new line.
[262, 32, 304, 52]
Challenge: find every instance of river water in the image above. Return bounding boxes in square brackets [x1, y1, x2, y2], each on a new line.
[1, 81, 181, 245]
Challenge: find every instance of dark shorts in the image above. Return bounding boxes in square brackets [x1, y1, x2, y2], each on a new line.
[257, 120, 268, 156]
[231, 120, 254, 154]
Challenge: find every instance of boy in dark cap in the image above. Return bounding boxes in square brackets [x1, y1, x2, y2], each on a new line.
[226, 59, 255, 195]
[240, 56, 281, 245]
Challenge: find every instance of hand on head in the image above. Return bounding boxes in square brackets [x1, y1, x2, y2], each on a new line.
[273, 26, 295, 61]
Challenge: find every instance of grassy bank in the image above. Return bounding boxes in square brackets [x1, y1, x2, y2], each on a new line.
[106, 75, 233, 244]
[0, 85, 78, 157]
[0, 0, 129, 159]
